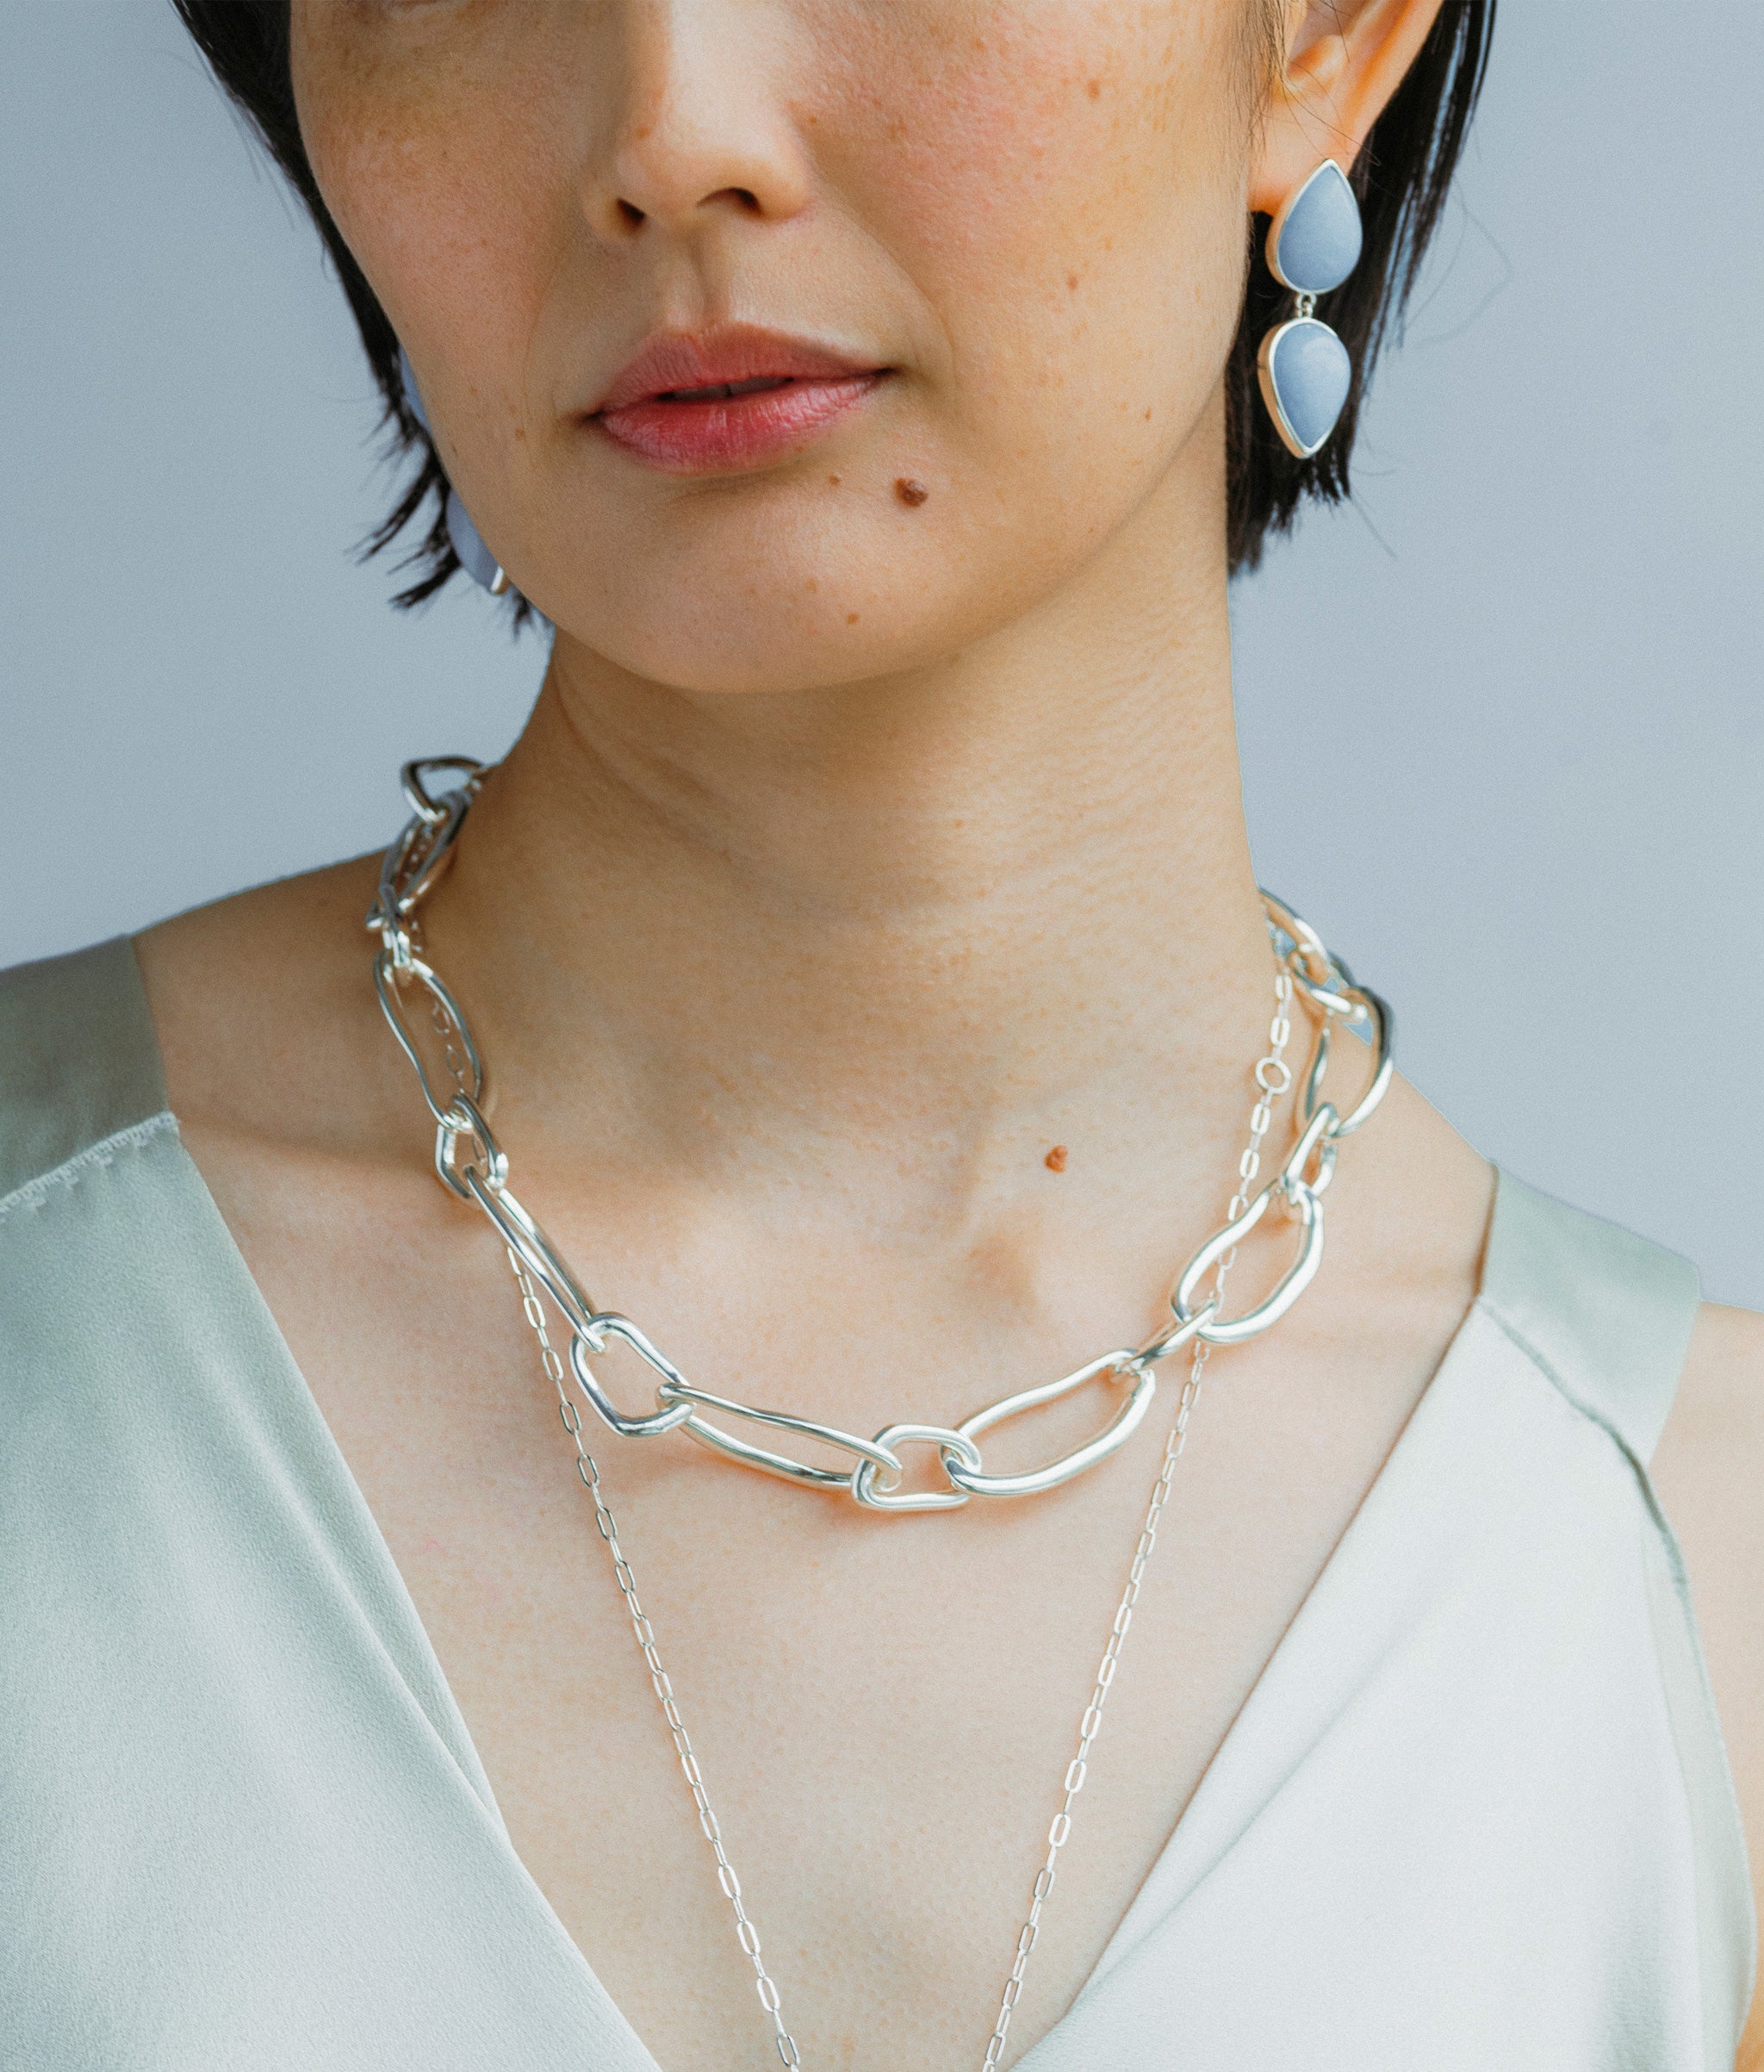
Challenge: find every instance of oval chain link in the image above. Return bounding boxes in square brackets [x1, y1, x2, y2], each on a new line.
[977, 962, 1296, 2070]
[370, 760, 1387, 2072]
[370, 762, 1388, 1511]
[509, 943, 1305, 2072]
[502, 1246, 803, 2069]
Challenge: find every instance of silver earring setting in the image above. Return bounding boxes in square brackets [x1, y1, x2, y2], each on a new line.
[397, 349, 513, 597]
[1257, 160, 1363, 459]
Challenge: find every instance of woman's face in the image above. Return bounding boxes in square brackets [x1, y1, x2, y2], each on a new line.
[291, 1, 1269, 693]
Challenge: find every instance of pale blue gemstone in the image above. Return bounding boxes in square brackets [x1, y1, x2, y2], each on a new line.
[1270, 320, 1351, 454]
[400, 350, 512, 598]
[445, 488, 502, 592]
[397, 348, 431, 434]
[1273, 162, 1363, 295]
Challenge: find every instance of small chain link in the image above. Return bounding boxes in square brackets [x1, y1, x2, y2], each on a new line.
[429, 984, 472, 1097]
[508, 970, 1296, 2072]
[375, 766, 1382, 2072]
[397, 910, 478, 1100]
[370, 768, 1391, 1508]
[506, 1245, 804, 2070]
[977, 968, 1294, 2070]
[424, 903, 803, 2060]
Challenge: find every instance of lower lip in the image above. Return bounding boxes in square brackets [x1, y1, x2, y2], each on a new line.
[593, 372, 884, 471]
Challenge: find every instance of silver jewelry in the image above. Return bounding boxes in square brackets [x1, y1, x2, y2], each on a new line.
[1257, 159, 1363, 459]
[397, 350, 515, 597]
[367, 756, 1392, 2065]
[369, 759, 1391, 1511]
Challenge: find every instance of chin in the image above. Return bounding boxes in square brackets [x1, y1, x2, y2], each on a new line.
[529, 505, 1016, 696]
[514, 433, 1122, 696]
[549, 593, 953, 698]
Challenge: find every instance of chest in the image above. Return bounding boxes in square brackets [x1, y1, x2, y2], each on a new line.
[191, 1135, 1439, 2069]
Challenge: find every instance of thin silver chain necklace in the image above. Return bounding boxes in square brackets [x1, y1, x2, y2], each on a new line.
[369, 758, 1394, 2068]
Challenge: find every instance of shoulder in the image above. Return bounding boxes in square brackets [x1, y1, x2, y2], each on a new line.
[0, 853, 388, 1244]
[0, 936, 170, 1208]
[1473, 1168, 1699, 1465]
[133, 854, 386, 1148]
[0, 941, 181, 1424]
[1654, 1298, 1764, 1642]
[1655, 1300, 1764, 1621]
[1674, 1298, 1764, 1405]
[1653, 1302, 1764, 2068]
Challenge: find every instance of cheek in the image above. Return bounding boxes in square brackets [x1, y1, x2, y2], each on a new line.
[291, 13, 568, 459]
[817, 0, 1251, 451]
[286, 0, 1256, 688]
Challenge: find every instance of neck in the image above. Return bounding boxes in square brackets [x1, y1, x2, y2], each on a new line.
[426, 415, 1275, 1229]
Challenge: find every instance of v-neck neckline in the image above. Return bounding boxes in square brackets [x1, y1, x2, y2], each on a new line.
[130, 943, 1500, 2072]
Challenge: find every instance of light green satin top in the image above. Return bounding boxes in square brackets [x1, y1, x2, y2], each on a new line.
[0, 937, 1754, 2069]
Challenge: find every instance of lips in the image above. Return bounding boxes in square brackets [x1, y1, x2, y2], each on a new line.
[589, 327, 887, 472]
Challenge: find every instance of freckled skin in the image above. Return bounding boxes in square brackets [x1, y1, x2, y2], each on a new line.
[123, 11, 1764, 2072]
[173, 14, 1731, 2072]
[289, 0, 1253, 694]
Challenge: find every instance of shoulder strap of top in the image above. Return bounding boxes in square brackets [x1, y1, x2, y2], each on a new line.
[1479, 1166, 1701, 1468]
[0, 937, 170, 1204]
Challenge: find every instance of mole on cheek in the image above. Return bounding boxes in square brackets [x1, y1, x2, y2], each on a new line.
[894, 477, 929, 507]
[1044, 1145, 1069, 1173]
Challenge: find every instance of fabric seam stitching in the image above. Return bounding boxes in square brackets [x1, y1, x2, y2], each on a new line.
[1477, 1291, 1758, 2040]
[0, 1110, 178, 1221]
[1475, 1292, 1664, 1491]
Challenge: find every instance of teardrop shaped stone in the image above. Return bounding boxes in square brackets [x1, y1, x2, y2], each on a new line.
[1272, 161, 1363, 295]
[1268, 320, 1352, 456]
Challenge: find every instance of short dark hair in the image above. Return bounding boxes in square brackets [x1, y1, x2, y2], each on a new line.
[171, 0, 1494, 591]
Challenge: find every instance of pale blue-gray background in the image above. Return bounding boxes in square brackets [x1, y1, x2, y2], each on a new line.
[3, 5, 1760, 1304]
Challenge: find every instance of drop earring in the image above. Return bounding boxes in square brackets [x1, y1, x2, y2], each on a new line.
[397, 349, 513, 597]
[1257, 159, 1363, 460]
[444, 489, 513, 599]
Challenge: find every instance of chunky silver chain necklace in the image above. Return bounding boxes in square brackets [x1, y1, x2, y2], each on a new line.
[370, 757, 1393, 2068]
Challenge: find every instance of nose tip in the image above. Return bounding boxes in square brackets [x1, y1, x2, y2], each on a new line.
[593, 130, 805, 243]
[606, 183, 765, 240]
[581, 20, 811, 245]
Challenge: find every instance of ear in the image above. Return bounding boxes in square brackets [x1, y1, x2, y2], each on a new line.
[1248, 0, 1449, 216]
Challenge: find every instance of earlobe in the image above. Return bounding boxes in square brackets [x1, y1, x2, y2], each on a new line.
[1245, 0, 1444, 463]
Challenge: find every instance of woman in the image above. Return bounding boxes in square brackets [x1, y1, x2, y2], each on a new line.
[3, 1, 1757, 2067]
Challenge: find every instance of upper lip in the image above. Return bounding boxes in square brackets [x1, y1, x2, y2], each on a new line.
[590, 326, 885, 414]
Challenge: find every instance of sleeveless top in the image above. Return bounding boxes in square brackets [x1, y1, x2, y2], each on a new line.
[0, 937, 1754, 2071]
